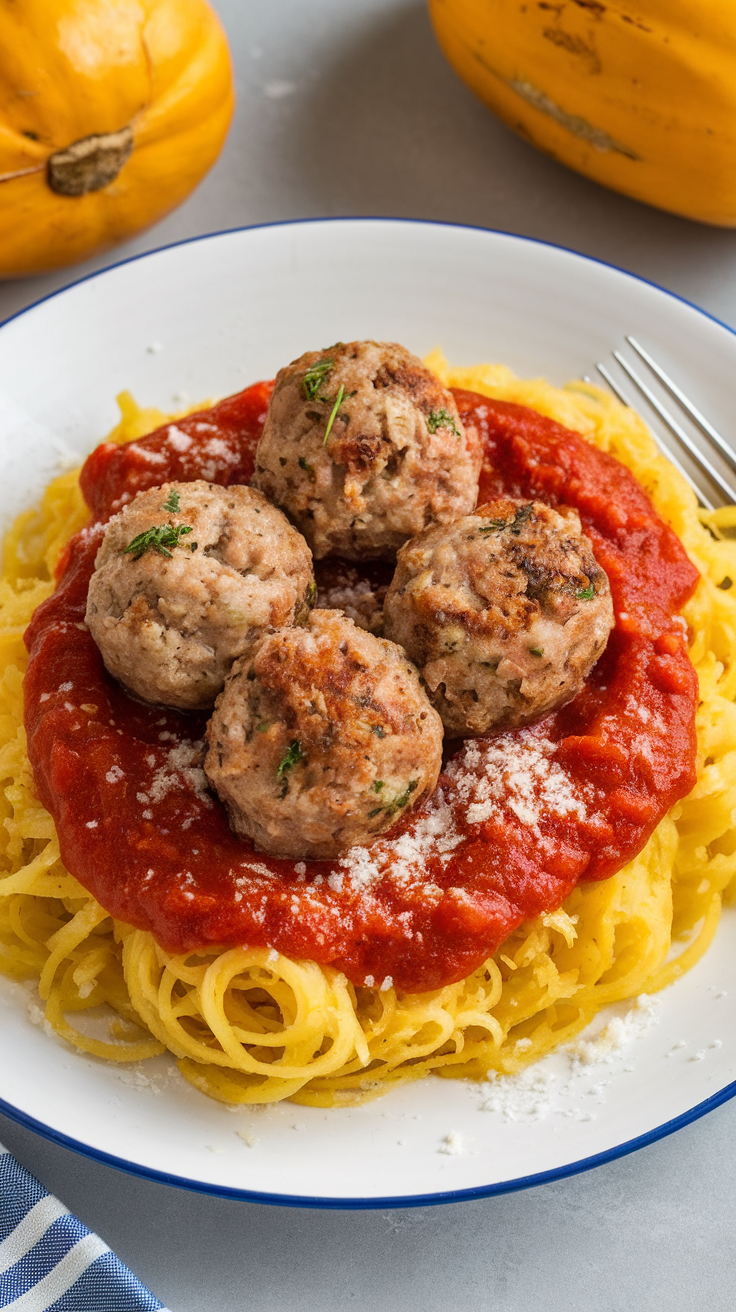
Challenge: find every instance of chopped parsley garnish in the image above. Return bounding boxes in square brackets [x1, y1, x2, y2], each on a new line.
[371, 724, 386, 739]
[277, 739, 305, 776]
[372, 780, 385, 793]
[323, 384, 345, 445]
[256, 721, 270, 733]
[576, 583, 595, 601]
[478, 504, 533, 536]
[370, 779, 418, 819]
[384, 779, 418, 815]
[189, 541, 198, 552]
[302, 358, 334, 400]
[161, 489, 181, 514]
[299, 455, 316, 482]
[306, 580, 318, 606]
[124, 522, 193, 560]
[529, 646, 544, 657]
[276, 739, 305, 795]
[427, 408, 460, 438]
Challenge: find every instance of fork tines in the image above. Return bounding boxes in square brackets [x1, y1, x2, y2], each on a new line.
[595, 337, 736, 510]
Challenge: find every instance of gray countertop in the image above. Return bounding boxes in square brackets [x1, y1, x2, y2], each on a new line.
[2, 3, 736, 1308]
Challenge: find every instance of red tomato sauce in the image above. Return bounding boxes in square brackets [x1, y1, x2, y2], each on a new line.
[24, 384, 700, 992]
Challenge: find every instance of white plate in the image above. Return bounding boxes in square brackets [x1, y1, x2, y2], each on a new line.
[1, 219, 735, 1207]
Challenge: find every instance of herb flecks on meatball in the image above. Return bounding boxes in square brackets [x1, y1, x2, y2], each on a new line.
[251, 341, 481, 560]
[383, 497, 614, 736]
[86, 480, 314, 711]
[204, 609, 444, 859]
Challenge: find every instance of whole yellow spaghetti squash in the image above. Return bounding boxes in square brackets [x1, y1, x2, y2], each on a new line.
[0, 0, 234, 278]
[429, 0, 736, 226]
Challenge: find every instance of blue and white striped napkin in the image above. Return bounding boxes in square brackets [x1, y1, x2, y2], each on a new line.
[0, 1144, 168, 1311]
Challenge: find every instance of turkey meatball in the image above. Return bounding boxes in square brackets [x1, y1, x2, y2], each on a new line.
[204, 609, 443, 859]
[86, 481, 314, 710]
[251, 340, 481, 560]
[383, 497, 614, 736]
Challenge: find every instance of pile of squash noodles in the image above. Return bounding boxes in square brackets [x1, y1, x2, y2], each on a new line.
[2, 366, 736, 1109]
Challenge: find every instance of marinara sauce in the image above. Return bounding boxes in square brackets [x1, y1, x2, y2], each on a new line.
[24, 384, 699, 992]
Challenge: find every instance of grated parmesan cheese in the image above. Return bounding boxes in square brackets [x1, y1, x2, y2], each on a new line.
[481, 994, 662, 1122]
[334, 789, 462, 896]
[447, 733, 588, 834]
[147, 740, 211, 807]
[166, 425, 193, 453]
[438, 1131, 464, 1155]
[571, 994, 660, 1065]
[203, 436, 237, 460]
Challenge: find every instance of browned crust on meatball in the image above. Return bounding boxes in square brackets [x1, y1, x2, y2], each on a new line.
[383, 497, 614, 736]
[86, 481, 314, 711]
[251, 341, 481, 560]
[204, 609, 444, 858]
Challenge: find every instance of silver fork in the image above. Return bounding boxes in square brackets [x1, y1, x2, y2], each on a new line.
[591, 337, 736, 511]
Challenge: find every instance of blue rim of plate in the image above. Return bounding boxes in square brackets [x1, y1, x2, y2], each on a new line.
[1, 216, 736, 1209]
[1, 1073, 736, 1209]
